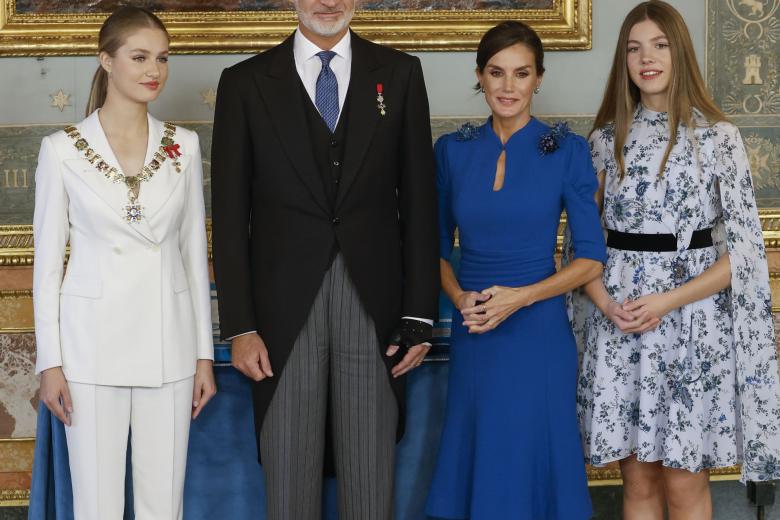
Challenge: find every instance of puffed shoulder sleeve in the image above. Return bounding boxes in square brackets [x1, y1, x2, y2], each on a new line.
[435, 134, 456, 261]
[563, 134, 607, 264]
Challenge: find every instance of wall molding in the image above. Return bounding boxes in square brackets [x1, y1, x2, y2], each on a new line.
[4, 212, 780, 266]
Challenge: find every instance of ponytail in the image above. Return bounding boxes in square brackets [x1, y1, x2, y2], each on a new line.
[86, 66, 109, 116]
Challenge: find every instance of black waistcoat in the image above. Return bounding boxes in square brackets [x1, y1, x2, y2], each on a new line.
[300, 82, 349, 209]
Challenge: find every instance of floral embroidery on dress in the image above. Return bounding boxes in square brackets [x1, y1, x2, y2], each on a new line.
[538, 121, 570, 155]
[564, 105, 780, 482]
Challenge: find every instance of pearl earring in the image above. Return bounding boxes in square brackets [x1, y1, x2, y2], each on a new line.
[534, 86, 541, 94]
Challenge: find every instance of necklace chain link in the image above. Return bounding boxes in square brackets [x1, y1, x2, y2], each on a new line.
[64, 122, 180, 223]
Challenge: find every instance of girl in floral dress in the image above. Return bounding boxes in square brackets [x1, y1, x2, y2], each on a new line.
[570, 1, 780, 519]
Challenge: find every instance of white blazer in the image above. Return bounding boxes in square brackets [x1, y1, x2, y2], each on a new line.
[33, 110, 213, 387]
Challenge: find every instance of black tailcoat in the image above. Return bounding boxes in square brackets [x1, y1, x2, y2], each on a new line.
[211, 31, 440, 465]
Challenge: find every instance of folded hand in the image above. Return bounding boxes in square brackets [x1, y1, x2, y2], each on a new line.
[461, 285, 533, 334]
[618, 293, 672, 334]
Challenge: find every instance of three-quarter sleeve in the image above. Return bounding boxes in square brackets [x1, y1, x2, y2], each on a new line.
[436, 135, 456, 261]
[562, 135, 607, 264]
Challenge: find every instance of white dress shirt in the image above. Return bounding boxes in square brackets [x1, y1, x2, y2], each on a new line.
[228, 28, 431, 340]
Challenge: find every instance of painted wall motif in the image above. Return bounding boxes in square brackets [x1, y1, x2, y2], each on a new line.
[14, 0, 552, 14]
[708, 0, 780, 205]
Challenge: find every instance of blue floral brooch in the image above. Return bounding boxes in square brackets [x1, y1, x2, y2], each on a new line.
[538, 121, 570, 155]
[454, 122, 480, 141]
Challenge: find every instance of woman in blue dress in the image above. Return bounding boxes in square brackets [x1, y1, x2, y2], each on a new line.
[426, 21, 606, 520]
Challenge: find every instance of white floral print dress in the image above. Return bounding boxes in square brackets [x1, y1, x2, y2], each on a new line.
[569, 105, 780, 482]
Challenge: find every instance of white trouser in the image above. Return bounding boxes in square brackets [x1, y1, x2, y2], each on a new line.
[64, 377, 194, 520]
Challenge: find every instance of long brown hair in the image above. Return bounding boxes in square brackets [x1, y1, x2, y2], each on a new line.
[591, 0, 726, 179]
[86, 6, 169, 116]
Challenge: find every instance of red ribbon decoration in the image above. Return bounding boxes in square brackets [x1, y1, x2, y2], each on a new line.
[164, 144, 182, 159]
[377, 83, 383, 94]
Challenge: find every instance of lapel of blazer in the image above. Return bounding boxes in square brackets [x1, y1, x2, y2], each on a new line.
[140, 116, 189, 223]
[254, 34, 330, 214]
[62, 111, 158, 244]
[336, 32, 385, 209]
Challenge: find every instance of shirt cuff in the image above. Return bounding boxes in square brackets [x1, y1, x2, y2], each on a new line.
[402, 316, 434, 326]
[226, 330, 257, 341]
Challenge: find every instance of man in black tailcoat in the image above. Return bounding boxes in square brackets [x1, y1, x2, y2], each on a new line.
[211, 0, 439, 518]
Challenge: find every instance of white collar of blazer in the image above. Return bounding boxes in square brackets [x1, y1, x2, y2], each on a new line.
[62, 110, 192, 245]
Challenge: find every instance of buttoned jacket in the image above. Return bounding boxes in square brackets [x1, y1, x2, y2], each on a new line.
[211, 32, 440, 446]
[33, 110, 213, 387]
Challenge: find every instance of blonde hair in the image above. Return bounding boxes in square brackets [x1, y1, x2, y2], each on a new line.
[591, 0, 726, 179]
[86, 6, 169, 116]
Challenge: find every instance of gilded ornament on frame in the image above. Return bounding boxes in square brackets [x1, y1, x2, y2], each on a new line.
[0, 0, 591, 55]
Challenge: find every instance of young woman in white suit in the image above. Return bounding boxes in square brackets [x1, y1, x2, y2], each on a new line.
[33, 7, 216, 519]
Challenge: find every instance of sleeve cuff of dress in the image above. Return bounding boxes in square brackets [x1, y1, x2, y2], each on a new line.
[573, 250, 608, 265]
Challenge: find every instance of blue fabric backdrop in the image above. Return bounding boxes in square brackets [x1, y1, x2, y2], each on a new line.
[28, 362, 450, 520]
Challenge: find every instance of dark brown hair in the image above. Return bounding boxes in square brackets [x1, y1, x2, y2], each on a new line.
[86, 6, 169, 116]
[475, 20, 545, 90]
[591, 0, 726, 179]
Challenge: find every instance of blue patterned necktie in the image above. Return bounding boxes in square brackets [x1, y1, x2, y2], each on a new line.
[315, 50, 339, 133]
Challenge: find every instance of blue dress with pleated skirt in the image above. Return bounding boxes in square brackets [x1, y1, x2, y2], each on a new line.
[425, 117, 606, 520]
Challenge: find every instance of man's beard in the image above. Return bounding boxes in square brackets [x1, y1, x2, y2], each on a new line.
[295, 2, 355, 38]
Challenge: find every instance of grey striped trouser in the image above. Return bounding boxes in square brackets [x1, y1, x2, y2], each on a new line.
[259, 253, 397, 520]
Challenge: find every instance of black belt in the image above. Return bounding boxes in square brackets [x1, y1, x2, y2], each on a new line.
[606, 228, 713, 252]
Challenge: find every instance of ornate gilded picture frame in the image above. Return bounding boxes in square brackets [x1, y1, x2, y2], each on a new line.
[0, 0, 591, 55]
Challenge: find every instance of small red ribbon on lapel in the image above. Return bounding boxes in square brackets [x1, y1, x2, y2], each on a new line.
[376, 83, 383, 94]
[164, 144, 181, 159]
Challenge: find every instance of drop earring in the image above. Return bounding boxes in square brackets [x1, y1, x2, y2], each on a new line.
[534, 86, 541, 94]
[480, 85, 485, 93]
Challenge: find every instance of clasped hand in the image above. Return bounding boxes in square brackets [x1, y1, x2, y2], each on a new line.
[460, 285, 534, 334]
[605, 292, 673, 334]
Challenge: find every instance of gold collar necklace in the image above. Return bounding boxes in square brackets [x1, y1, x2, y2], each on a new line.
[64, 121, 181, 223]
